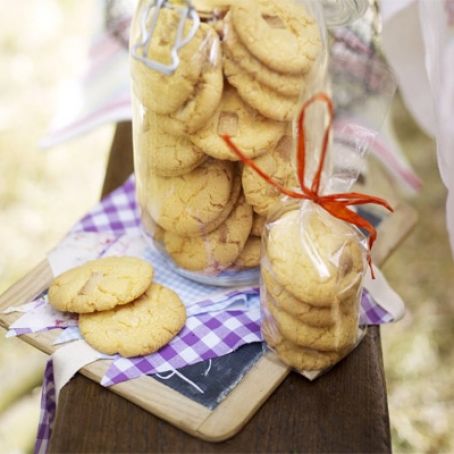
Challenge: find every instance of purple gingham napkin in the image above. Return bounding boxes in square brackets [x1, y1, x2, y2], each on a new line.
[72, 175, 137, 235]
[6, 175, 394, 389]
[34, 361, 56, 454]
[1, 175, 393, 453]
[360, 288, 392, 324]
[103, 309, 261, 385]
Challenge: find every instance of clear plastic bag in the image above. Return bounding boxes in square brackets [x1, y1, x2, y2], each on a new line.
[261, 201, 368, 376]
[129, 0, 329, 285]
[239, 92, 392, 378]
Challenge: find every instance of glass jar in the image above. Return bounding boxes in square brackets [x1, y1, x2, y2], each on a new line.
[129, 0, 328, 286]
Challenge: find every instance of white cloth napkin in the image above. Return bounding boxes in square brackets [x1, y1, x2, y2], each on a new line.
[381, 0, 454, 257]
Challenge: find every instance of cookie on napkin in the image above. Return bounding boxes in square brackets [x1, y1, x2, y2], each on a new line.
[79, 283, 186, 357]
[48, 256, 153, 313]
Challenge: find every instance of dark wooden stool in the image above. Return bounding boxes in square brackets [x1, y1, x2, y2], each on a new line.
[45, 121, 393, 453]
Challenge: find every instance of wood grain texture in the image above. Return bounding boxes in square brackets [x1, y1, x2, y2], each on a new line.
[372, 203, 417, 265]
[101, 121, 133, 198]
[48, 327, 390, 453]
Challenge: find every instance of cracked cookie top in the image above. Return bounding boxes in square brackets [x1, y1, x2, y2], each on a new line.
[242, 135, 297, 216]
[190, 84, 285, 160]
[131, 8, 210, 115]
[140, 114, 208, 177]
[266, 207, 364, 307]
[79, 283, 186, 357]
[48, 256, 154, 313]
[230, 0, 322, 75]
[146, 159, 236, 237]
[163, 195, 253, 273]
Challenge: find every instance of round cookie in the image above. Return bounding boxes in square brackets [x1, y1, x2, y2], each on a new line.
[266, 298, 359, 352]
[262, 266, 345, 328]
[266, 208, 365, 307]
[146, 159, 235, 237]
[242, 135, 297, 216]
[79, 283, 186, 357]
[251, 214, 266, 237]
[263, 325, 345, 371]
[223, 56, 299, 122]
[48, 257, 153, 314]
[230, 0, 322, 75]
[139, 117, 207, 177]
[158, 28, 223, 135]
[131, 9, 208, 114]
[223, 12, 304, 97]
[164, 196, 253, 273]
[233, 236, 261, 268]
[190, 85, 285, 160]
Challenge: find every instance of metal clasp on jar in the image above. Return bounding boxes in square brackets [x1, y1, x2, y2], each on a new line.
[131, 0, 200, 75]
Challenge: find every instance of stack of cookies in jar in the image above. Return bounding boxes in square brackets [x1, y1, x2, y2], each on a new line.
[130, 0, 323, 277]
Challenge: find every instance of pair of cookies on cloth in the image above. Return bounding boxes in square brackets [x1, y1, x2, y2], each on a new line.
[48, 257, 186, 357]
[222, 0, 322, 121]
[261, 207, 365, 371]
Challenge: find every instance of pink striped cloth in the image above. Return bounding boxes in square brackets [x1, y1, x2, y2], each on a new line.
[40, 6, 132, 148]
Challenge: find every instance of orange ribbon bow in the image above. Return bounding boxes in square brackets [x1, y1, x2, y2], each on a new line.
[222, 92, 393, 278]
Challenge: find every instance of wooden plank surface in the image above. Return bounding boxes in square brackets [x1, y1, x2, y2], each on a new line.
[48, 326, 390, 453]
[101, 121, 134, 198]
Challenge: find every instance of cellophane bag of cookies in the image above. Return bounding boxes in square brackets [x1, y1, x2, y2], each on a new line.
[255, 88, 393, 378]
[129, 0, 329, 286]
[261, 200, 369, 378]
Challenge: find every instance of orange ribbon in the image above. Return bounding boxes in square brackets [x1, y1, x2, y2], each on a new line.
[221, 92, 393, 278]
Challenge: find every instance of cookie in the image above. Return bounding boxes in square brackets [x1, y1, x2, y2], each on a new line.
[223, 12, 304, 97]
[266, 208, 364, 307]
[251, 214, 266, 237]
[138, 206, 167, 246]
[223, 56, 299, 122]
[234, 236, 261, 268]
[164, 195, 253, 272]
[131, 8, 208, 114]
[48, 257, 153, 314]
[190, 85, 285, 160]
[157, 28, 223, 135]
[139, 116, 207, 177]
[262, 266, 343, 328]
[262, 324, 345, 371]
[146, 159, 236, 236]
[265, 298, 358, 352]
[230, 0, 322, 75]
[79, 283, 186, 357]
[242, 135, 296, 216]
[200, 171, 242, 233]
[192, 0, 229, 17]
